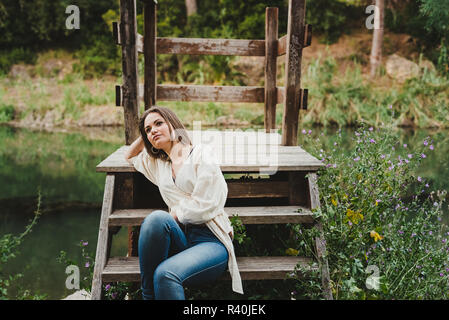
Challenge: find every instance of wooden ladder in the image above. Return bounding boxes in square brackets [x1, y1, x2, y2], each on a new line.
[91, 130, 332, 299]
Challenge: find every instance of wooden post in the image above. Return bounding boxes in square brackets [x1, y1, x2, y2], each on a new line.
[308, 172, 333, 300]
[144, 0, 157, 109]
[282, 0, 306, 146]
[120, 0, 140, 145]
[264, 7, 278, 133]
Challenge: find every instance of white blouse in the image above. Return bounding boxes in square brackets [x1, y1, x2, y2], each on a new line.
[129, 143, 243, 294]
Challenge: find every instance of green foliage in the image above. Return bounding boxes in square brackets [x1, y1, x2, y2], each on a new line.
[0, 104, 15, 122]
[291, 121, 449, 299]
[0, 190, 45, 299]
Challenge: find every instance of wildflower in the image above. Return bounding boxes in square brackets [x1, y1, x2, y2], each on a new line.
[440, 273, 444, 277]
[81, 241, 88, 246]
[416, 265, 422, 269]
[424, 140, 428, 146]
[425, 183, 429, 188]
[369, 127, 374, 131]
[331, 197, 338, 206]
[333, 164, 337, 168]
[442, 239, 447, 244]
[301, 129, 306, 134]
[405, 159, 409, 164]
[398, 230, 404, 235]
[411, 233, 417, 237]
[354, 156, 360, 162]
[369, 139, 376, 143]
[429, 145, 434, 150]
[408, 154, 413, 159]
[404, 144, 407, 148]
[111, 292, 117, 299]
[429, 231, 433, 236]
[346, 208, 363, 225]
[85, 261, 90, 268]
[370, 230, 384, 242]
[375, 199, 381, 206]
[417, 176, 422, 182]
[389, 105, 393, 109]
[434, 202, 439, 207]
[380, 154, 385, 159]
[421, 154, 426, 158]
[308, 129, 312, 134]
[105, 284, 111, 291]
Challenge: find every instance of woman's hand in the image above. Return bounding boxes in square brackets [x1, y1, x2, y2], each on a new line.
[124, 136, 144, 164]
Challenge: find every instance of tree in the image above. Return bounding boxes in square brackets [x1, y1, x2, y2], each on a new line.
[185, 0, 197, 17]
[370, 0, 385, 77]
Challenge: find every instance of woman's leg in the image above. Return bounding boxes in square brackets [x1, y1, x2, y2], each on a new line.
[153, 240, 229, 300]
[138, 210, 188, 300]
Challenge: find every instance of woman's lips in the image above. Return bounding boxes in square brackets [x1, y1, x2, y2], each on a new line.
[153, 135, 161, 141]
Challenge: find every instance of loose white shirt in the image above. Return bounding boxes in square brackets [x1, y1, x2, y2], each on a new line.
[128, 143, 243, 294]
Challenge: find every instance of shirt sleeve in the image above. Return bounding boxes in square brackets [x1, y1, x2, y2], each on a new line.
[174, 145, 228, 225]
[128, 147, 158, 186]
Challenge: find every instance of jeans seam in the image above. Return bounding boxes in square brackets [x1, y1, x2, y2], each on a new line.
[181, 255, 228, 284]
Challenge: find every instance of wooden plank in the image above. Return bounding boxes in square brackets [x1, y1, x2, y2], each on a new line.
[264, 7, 278, 132]
[114, 20, 143, 52]
[102, 256, 318, 282]
[143, 1, 157, 109]
[109, 206, 314, 226]
[304, 24, 312, 47]
[307, 172, 333, 300]
[119, 0, 140, 145]
[227, 180, 289, 198]
[289, 172, 308, 206]
[91, 174, 115, 300]
[156, 37, 265, 56]
[282, 0, 306, 146]
[278, 35, 287, 56]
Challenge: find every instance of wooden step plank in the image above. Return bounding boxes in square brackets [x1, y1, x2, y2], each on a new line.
[102, 256, 318, 282]
[109, 206, 314, 226]
[96, 133, 323, 172]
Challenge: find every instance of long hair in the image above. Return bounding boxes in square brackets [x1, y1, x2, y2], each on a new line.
[138, 106, 192, 161]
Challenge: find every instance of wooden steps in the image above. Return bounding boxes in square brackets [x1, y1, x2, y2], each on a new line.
[102, 256, 318, 283]
[109, 206, 315, 226]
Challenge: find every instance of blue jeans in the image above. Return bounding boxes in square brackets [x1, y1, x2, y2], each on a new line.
[138, 210, 229, 300]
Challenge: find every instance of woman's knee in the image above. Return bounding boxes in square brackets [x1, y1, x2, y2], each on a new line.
[140, 210, 172, 234]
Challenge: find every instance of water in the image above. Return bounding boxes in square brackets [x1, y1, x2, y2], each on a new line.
[1, 124, 448, 299]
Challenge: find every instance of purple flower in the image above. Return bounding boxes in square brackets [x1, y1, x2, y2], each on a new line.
[440, 273, 444, 277]
[442, 239, 447, 244]
[425, 183, 429, 188]
[434, 202, 439, 207]
[417, 176, 422, 182]
[85, 261, 90, 268]
[370, 139, 376, 143]
[369, 127, 374, 131]
[308, 129, 312, 134]
[354, 156, 360, 162]
[416, 265, 421, 269]
[403, 144, 407, 148]
[411, 233, 417, 237]
[389, 105, 393, 109]
[429, 145, 434, 150]
[424, 140, 428, 146]
[392, 146, 395, 151]
[105, 284, 111, 291]
[81, 240, 88, 246]
[398, 230, 404, 235]
[380, 154, 386, 159]
[429, 231, 433, 235]
[408, 154, 413, 159]
[333, 164, 337, 168]
[302, 129, 307, 134]
[421, 153, 426, 158]
[111, 292, 117, 299]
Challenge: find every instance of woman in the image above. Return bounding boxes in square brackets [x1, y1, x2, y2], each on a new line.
[124, 106, 243, 300]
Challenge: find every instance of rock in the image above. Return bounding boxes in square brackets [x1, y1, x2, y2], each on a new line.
[386, 54, 420, 83]
[418, 58, 436, 73]
[62, 289, 91, 300]
[8, 64, 31, 79]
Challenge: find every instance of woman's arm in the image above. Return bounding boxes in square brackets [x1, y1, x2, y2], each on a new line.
[124, 136, 144, 164]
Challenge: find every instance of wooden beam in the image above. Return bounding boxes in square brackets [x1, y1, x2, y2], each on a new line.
[143, 1, 157, 110]
[282, 0, 306, 146]
[277, 35, 287, 56]
[304, 24, 312, 47]
[264, 7, 278, 133]
[119, 0, 140, 145]
[91, 174, 115, 300]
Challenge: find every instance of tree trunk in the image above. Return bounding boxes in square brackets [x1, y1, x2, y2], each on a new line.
[185, 0, 197, 17]
[370, 0, 385, 78]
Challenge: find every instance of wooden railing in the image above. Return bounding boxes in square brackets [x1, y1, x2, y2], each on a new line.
[115, 0, 311, 146]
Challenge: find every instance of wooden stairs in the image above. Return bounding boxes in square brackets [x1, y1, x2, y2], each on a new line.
[91, 130, 332, 299]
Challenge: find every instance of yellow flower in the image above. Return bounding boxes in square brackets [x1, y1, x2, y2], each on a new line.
[285, 248, 299, 256]
[346, 208, 364, 225]
[370, 230, 384, 242]
[331, 197, 338, 206]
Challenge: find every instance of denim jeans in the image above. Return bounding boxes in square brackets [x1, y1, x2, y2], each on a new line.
[138, 210, 229, 300]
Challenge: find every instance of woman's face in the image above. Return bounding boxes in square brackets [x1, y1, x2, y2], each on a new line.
[144, 112, 173, 150]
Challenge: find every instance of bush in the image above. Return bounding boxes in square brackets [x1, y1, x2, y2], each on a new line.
[291, 120, 449, 299]
[0, 104, 15, 122]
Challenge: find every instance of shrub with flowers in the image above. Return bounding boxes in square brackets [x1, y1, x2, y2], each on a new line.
[291, 120, 449, 299]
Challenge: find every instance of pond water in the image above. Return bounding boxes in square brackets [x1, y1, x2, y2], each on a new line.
[1, 124, 448, 299]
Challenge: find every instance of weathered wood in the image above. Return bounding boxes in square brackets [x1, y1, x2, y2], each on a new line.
[109, 206, 314, 226]
[288, 171, 308, 206]
[143, 1, 157, 109]
[301, 88, 308, 110]
[307, 172, 333, 300]
[96, 142, 324, 173]
[102, 256, 318, 282]
[114, 20, 144, 52]
[304, 24, 312, 47]
[91, 174, 115, 300]
[265, 7, 278, 133]
[277, 35, 287, 56]
[157, 38, 265, 56]
[282, 0, 306, 146]
[227, 180, 289, 198]
[120, 0, 140, 145]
